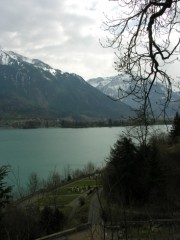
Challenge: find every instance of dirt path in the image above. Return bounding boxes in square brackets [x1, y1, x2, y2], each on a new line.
[88, 188, 102, 224]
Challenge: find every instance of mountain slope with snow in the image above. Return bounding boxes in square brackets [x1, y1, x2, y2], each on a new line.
[88, 75, 180, 116]
[0, 50, 133, 120]
[0, 50, 61, 76]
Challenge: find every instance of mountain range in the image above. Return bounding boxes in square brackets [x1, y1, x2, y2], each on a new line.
[88, 75, 180, 116]
[0, 50, 133, 121]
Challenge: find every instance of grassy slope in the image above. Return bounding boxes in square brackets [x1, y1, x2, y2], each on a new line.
[33, 177, 100, 228]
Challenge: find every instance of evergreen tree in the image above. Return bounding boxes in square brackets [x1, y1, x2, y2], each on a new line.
[170, 112, 180, 142]
[103, 137, 138, 205]
[103, 136, 161, 206]
[0, 165, 12, 238]
[0, 165, 12, 209]
[40, 207, 65, 235]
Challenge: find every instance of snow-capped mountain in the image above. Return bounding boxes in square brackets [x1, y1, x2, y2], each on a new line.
[88, 75, 180, 116]
[88, 74, 131, 97]
[0, 49, 133, 120]
[0, 50, 60, 76]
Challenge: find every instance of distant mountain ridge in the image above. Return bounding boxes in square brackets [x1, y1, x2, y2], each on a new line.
[88, 75, 180, 116]
[0, 50, 133, 120]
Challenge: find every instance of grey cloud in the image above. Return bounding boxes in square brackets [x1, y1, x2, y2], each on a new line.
[0, 0, 116, 79]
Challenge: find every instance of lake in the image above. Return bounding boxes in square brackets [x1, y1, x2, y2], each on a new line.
[0, 125, 170, 187]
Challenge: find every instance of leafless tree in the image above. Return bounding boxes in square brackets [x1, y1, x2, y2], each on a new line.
[8, 166, 25, 199]
[102, 0, 180, 121]
[84, 161, 96, 175]
[27, 172, 41, 194]
[44, 168, 61, 190]
[43, 168, 61, 209]
[63, 164, 71, 181]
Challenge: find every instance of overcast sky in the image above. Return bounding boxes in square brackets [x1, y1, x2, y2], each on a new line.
[0, 0, 179, 82]
[0, 0, 120, 80]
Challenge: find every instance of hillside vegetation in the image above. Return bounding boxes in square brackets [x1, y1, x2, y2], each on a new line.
[100, 113, 180, 239]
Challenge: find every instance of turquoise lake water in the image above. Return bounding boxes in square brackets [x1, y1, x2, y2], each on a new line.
[0, 125, 170, 187]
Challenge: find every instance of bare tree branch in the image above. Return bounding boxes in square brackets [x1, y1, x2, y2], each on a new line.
[102, 0, 180, 122]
